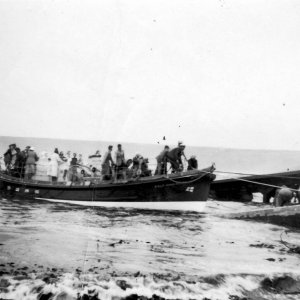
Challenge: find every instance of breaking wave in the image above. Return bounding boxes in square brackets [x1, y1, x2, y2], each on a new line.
[1, 269, 300, 300]
[0, 272, 300, 300]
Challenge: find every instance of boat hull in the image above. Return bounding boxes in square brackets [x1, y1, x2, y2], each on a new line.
[0, 169, 215, 211]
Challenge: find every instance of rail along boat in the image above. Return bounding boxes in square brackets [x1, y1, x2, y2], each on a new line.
[0, 166, 216, 212]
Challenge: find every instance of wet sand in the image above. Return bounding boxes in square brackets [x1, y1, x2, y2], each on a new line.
[1, 197, 300, 299]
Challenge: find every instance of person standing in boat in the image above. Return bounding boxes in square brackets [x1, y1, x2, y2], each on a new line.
[3, 144, 12, 169]
[101, 145, 115, 180]
[155, 145, 169, 175]
[21, 146, 30, 162]
[62, 151, 72, 181]
[11, 147, 25, 178]
[10, 144, 17, 171]
[115, 144, 126, 180]
[166, 143, 187, 173]
[47, 148, 63, 182]
[57, 151, 68, 181]
[25, 147, 39, 180]
[20, 146, 30, 178]
[69, 153, 78, 182]
[3, 144, 16, 171]
[178, 141, 188, 161]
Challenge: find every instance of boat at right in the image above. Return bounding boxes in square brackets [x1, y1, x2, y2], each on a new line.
[210, 168, 300, 228]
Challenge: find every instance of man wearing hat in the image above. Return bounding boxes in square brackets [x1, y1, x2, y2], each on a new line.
[22, 146, 30, 159]
[25, 147, 39, 180]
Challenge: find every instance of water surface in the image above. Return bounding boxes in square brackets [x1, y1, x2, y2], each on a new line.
[1, 198, 300, 299]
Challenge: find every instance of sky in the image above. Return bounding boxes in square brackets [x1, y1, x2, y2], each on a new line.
[0, 0, 300, 150]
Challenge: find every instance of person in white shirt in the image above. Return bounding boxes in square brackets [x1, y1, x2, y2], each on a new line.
[61, 151, 71, 181]
[47, 148, 63, 182]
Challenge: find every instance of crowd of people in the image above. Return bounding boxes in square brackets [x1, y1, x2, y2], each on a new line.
[1, 142, 198, 184]
[2, 144, 39, 180]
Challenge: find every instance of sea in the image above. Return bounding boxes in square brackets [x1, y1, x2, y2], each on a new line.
[1, 136, 300, 300]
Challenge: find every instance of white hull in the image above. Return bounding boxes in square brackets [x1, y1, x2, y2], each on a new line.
[35, 197, 207, 212]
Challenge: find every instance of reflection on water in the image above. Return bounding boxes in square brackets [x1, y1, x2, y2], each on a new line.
[1, 198, 300, 299]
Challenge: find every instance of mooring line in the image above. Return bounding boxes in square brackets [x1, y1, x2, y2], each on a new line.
[201, 169, 300, 192]
[215, 170, 300, 180]
[230, 177, 299, 192]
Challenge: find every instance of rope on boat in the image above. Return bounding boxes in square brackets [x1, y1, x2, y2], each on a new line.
[165, 172, 209, 185]
[201, 169, 300, 192]
[231, 177, 299, 192]
[215, 170, 300, 180]
[163, 164, 215, 185]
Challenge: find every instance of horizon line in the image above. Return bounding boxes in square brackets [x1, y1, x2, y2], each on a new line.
[1, 134, 300, 153]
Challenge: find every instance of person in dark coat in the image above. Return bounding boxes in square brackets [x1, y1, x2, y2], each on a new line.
[166, 144, 187, 172]
[115, 144, 126, 180]
[3, 146, 12, 169]
[188, 155, 198, 170]
[140, 158, 152, 177]
[132, 154, 143, 177]
[25, 147, 39, 180]
[125, 159, 134, 179]
[274, 186, 293, 207]
[11, 148, 25, 177]
[3, 144, 16, 170]
[155, 146, 169, 175]
[20, 146, 30, 178]
[101, 146, 115, 180]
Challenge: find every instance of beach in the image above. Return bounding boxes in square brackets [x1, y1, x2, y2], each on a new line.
[1, 197, 300, 300]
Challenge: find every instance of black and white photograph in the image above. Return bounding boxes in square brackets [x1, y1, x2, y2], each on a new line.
[1, 0, 300, 299]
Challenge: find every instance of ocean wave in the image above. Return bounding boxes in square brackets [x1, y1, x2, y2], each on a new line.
[1, 270, 300, 300]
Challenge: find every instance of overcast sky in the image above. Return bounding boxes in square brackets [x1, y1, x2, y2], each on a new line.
[0, 0, 300, 150]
